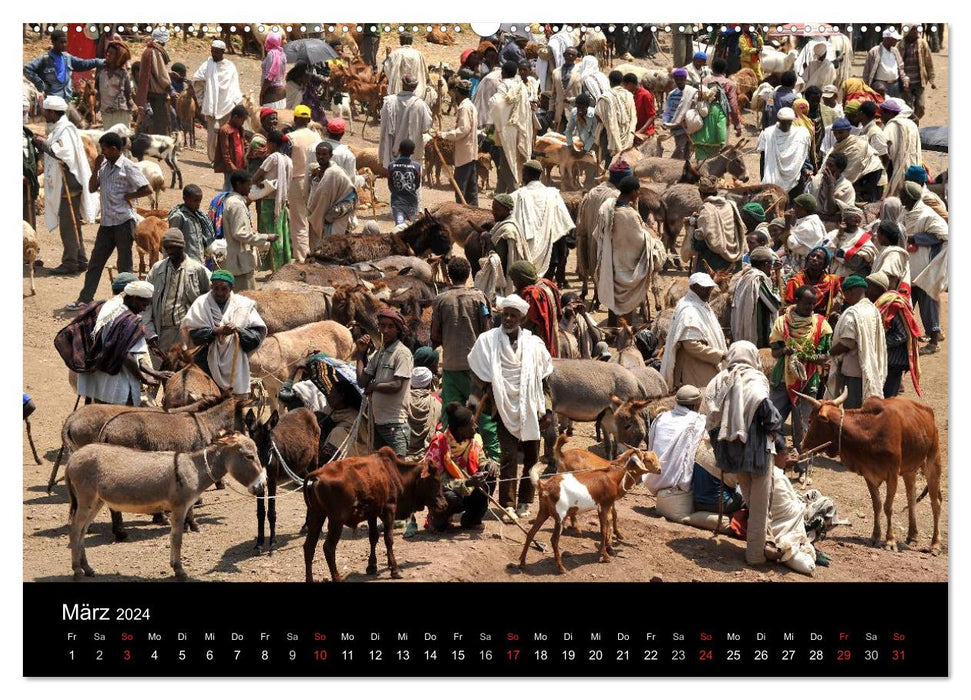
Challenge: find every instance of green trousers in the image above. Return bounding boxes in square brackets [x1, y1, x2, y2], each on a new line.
[440, 370, 500, 461]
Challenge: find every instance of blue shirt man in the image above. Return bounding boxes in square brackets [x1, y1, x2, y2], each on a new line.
[24, 29, 105, 102]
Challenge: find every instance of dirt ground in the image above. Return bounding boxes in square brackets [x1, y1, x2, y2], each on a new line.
[22, 27, 949, 584]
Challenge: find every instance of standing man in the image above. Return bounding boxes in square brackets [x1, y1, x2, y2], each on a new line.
[193, 40, 244, 164]
[703, 58, 743, 140]
[595, 71, 636, 170]
[435, 79, 478, 205]
[660, 273, 727, 390]
[284, 105, 321, 262]
[307, 142, 357, 244]
[182, 270, 267, 398]
[757, 107, 811, 199]
[70, 132, 151, 310]
[863, 28, 907, 98]
[551, 47, 582, 130]
[135, 27, 172, 135]
[509, 160, 575, 286]
[899, 181, 948, 355]
[382, 33, 428, 96]
[144, 229, 211, 356]
[36, 96, 98, 276]
[167, 185, 215, 264]
[824, 118, 885, 203]
[768, 285, 832, 450]
[731, 247, 781, 348]
[868, 271, 922, 398]
[825, 206, 875, 278]
[663, 68, 695, 160]
[358, 25, 381, 73]
[213, 105, 250, 191]
[575, 161, 631, 299]
[507, 260, 562, 358]
[430, 257, 499, 460]
[704, 341, 785, 567]
[74, 280, 167, 406]
[827, 274, 887, 408]
[220, 170, 276, 291]
[683, 51, 711, 87]
[683, 179, 746, 274]
[900, 24, 935, 123]
[468, 294, 554, 522]
[378, 74, 433, 169]
[490, 61, 534, 195]
[24, 29, 105, 126]
[98, 40, 135, 131]
[355, 308, 415, 456]
[881, 99, 922, 198]
[322, 119, 358, 183]
[593, 176, 654, 325]
[624, 73, 656, 141]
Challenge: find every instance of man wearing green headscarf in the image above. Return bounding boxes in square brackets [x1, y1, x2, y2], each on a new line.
[827, 273, 887, 409]
[508, 259, 562, 357]
[181, 268, 268, 397]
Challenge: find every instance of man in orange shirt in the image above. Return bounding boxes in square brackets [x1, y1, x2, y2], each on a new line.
[213, 105, 250, 191]
[623, 73, 656, 141]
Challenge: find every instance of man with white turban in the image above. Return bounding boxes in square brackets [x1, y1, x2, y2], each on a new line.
[660, 273, 728, 390]
[405, 366, 441, 459]
[468, 294, 554, 522]
[193, 40, 244, 163]
[35, 95, 99, 275]
[757, 107, 812, 197]
[75, 281, 170, 406]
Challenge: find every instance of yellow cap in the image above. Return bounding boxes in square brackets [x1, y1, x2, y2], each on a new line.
[294, 105, 312, 118]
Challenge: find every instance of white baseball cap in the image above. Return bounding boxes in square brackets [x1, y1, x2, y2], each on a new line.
[776, 106, 796, 121]
[689, 272, 717, 288]
[211, 39, 227, 50]
[882, 28, 902, 40]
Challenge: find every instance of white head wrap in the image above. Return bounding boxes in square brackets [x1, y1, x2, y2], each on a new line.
[411, 367, 434, 389]
[43, 95, 68, 112]
[123, 280, 155, 299]
[776, 107, 796, 121]
[211, 39, 227, 50]
[152, 27, 170, 44]
[496, 294, 531, 315]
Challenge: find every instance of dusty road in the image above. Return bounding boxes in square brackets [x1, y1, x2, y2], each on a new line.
[22, 27, 948, 583]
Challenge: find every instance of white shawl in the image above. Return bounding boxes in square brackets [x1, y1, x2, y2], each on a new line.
[93, 294, 126, 338]
[758, 124, 811, 192]
[703, 341, 770, 443]
[787, 214, 827, 265]
[467, 328, 553, 442]
[660, 290, 728, 388]
[44, 115, 98, 231]
[668, 84, 699, 127]
[897, 200, 948, 278]
[593, 200, 652, 315]
[595, 87, 636, 153]
[256, 151, 292, 218]
[382, 46, 428, 96]
[192, 58, 243, 120]
[510, 180, 573, 277]
[578, 56, 610, 99]
[378, 92, 433, 167]
[827, 298, 887, 402]
[871, 244, 911, 289]
[645, 404, 707, 494]
[913, 243, 948, 298]
[474, 251, 506, 303]
[490, 78, 534, 187]
[181, 291, 266, 395]
[730, 266, 776, 345]
[473, 68, 502, 128]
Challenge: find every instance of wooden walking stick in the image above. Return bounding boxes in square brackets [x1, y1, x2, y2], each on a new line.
[47, 394, 81, 493]
[59, 161, 83, 254]
[25, 418, 41, 465]
[431, 136, 467, 205]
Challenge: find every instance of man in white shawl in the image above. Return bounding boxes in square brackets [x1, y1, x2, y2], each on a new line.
[473, 65, 503, 128]
[489, 61, 534, 194]
[307, 142, 357, 246]
[646, 384, 709, 516]
[76, 281, 168, 406]
[575, 161, 630, 299]
[731, 247, 781, 348]
[824, 205, 876, 278]
[757, 107, 811, 196]
[827, 274, 887, 409]
[594, 70, 636, 169]
[192, 40, 243, 163]
[182, 269, 267, 397]
[468, 293, 554, 522]
[593, 176, 653, 322]
[37, 96, 98, 275]
[899, 181, 948, 354]
[804, 152, 857, 222]
[381, 33, 427, 97]
[551, 47, 584, 129]
[682, 180, 746, 273]
[870, 215, 911, 292]
[378, 74, 433, 168]
[799, 41, 837, 91]
[660, 273, 728, 390]
[509, 160, 575, 279]
[704, 340, 783, 566]
[536, 27, 578, 91]
[880, 98, 922, 197]
[785, 193, 829, 270]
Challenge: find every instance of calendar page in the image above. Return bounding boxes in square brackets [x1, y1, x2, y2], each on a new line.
[21, 19, 948, 678]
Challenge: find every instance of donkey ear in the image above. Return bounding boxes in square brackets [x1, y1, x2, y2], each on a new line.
[268, 409, 280, 431]
[244, 409, 256, 431]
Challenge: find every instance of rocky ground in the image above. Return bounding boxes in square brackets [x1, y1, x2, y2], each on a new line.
[22, 26, 948, 583]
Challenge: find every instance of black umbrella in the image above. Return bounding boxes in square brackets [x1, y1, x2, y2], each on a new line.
[919, 126, 948, 154]
[283, 38, 338, 66]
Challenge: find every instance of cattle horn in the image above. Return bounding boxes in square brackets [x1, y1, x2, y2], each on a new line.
[831, 386, 850, 406]
[792, 391, 820, 408]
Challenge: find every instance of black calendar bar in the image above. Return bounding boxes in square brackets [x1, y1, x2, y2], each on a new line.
[24, 582, 947, 677]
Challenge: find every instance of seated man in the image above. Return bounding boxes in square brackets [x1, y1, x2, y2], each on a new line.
[406, 366, 441, 459]
[424, 402, 499, 532]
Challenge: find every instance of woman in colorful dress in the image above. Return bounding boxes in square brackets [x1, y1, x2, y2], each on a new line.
[251, 130, 292, 270]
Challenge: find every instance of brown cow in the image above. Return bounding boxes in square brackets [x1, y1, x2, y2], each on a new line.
[302, 447, 447, 582]
[797, 387, 943, 555]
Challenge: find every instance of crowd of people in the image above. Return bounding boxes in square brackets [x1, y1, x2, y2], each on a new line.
[25, 23, 946, 575]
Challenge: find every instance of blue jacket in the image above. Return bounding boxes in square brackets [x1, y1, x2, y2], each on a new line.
[24, 51, 105, 100]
